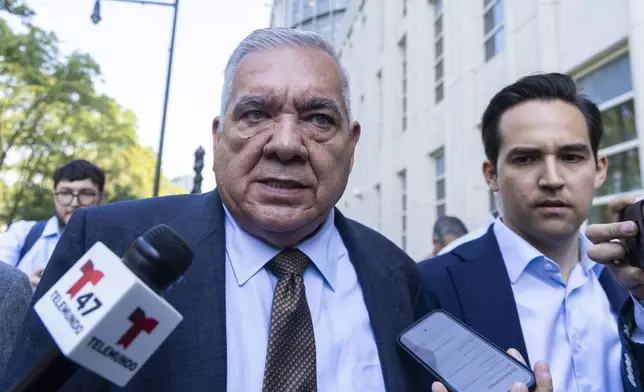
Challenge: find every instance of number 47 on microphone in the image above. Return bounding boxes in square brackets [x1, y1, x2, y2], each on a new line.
[33, 242, 183, 387]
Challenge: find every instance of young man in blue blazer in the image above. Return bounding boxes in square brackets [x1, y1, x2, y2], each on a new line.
[419, 73, 644, 392]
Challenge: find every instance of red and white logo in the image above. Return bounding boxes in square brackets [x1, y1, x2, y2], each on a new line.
[117, 308, 159, 349]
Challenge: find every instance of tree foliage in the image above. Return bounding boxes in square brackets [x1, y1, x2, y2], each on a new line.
[0, 4, 186, 226]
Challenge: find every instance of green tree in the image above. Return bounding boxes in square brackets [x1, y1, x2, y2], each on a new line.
[0, 6, 186, 226]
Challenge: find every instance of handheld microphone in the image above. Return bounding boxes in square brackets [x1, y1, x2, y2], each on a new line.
[9, 224, 193, 392]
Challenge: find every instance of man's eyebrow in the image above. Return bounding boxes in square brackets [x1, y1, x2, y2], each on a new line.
[507, 143, 591, 155]
[506, 146, 541, 156]
[231, 95, 276, 118]
[296, 97, 343, 118]
[559, 143, 591, 153]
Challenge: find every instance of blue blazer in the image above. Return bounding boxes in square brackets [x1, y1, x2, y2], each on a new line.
[0, 190, 427, 391]
[418, 226, 644, 392]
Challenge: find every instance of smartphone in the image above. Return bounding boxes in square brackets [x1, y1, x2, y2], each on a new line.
[620, 199, 644, 268]
[397, 310, 536, 392]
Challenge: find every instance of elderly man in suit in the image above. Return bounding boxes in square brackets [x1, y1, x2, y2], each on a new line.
[0, 262, 32, 378]
[0, 28, 428, 391]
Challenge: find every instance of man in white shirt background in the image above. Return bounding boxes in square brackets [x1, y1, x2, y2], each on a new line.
[0, 159, 105, 290]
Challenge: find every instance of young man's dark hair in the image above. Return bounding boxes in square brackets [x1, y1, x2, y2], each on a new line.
[481, 73, 603, 167]
[53, 159, 106, 192]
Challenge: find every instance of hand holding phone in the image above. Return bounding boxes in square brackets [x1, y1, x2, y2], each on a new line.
[430, 350, 553, 392]
[585, 196, 644, 300]
[398, 310, 546, 392]
[619, 199, 644, 268]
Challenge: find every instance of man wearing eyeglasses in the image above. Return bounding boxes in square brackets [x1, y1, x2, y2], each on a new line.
[0, 160, 105, 291]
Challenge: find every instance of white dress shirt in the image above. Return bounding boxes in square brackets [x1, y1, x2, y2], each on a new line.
[0, 216, 61, 277]
[494, 218, 644, 392]
[224, 206, 386, 392]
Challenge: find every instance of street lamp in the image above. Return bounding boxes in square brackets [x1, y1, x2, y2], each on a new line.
[90, 0, 180, 198]
[91, 0, 101, 24]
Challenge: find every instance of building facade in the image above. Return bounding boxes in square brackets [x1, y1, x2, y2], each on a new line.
[336, 0, 644, 260]
[270, 0, 350, 43]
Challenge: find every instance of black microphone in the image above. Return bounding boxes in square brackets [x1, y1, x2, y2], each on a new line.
[9, 224, 193, 392]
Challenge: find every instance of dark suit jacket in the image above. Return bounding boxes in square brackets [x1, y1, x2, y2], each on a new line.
[0, 190, 427, 391]
[0, 262, 33, 379]
[418, 226, 644, 392]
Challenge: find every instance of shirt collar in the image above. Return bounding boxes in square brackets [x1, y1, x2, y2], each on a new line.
[223, 205, 338, 291]
[493, 217, 603, 283]
[43, 216, 62, 238]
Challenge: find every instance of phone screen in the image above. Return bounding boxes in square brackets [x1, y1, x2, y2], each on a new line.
[399, 310, 534, 392]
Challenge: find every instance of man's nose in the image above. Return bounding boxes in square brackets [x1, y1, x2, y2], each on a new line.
[263, 118, 308, 162]
[538, 156, 565, 189]
[70, 195, 80, 207]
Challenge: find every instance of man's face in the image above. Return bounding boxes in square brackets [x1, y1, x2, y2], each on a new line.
[432, 234, 459, 255]
[53, 178, 103, 227]
[212, 46, 360, 245]
[483, 99, 607, 243]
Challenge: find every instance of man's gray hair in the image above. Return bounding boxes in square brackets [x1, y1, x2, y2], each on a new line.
[219, 27, 352, 130]
[433, 216, 469, 245]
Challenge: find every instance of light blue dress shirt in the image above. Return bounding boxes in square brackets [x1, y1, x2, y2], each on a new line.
[0, 216, 61, 278]
[494, 218, 644, 392]
[223, 207, 386, 392]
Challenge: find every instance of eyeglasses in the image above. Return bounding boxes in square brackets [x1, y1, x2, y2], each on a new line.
[54, 190, 99, 206]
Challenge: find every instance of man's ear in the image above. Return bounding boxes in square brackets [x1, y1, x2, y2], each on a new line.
[348, 120, 361, 172]
[594, 155, 608, 190]
[212, 116, 222, 151]
[482, 160, 499, 192]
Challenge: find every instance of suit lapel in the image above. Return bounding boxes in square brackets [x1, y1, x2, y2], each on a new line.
[151, 190, 228, 390]
[599, 268, 629, 315]
[334, 210, 412, 391]
[448, 228, 530, 362]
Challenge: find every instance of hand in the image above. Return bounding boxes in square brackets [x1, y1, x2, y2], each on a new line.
[29, 268, 44, 291]
[430, 349, 553, 392]
[586, 195, 644, 300]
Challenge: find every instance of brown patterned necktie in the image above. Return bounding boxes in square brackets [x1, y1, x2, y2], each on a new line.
[262, 248, 317, 392]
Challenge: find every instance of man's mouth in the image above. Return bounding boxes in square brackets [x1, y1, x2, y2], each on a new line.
[260, 179, 306, 190]
[535, 199, 569, 208]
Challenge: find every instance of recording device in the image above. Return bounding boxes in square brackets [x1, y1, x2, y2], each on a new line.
[398, 310, 536, 392]
[620, 199, 644, 268]
[9, 224, 193, 392]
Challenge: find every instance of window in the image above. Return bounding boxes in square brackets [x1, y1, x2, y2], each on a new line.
[291, 0, 303, 25]
[336, 0, 350, 8]
[399, 36, 408, 131]
[433, 148, 446, 217]
[588, 205, 611, 225]
[303, 0, 315, 21]
[318, 0, 329, 14]
[379, 0, 385, 51]
[332, 11, 344, 42]
[483, 0, 505, 61]
[598, 148, 640, 196]
[375, 183, 382, 230]
[398, 170, 408, 250]
[579, 52, 641, 223]
[377, 70, 383, 152]
[434, 0, 444, 102]
[317, 13, 333, 41]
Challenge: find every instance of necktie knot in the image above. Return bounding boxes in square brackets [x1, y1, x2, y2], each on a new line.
[268, 248, 310, 279]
